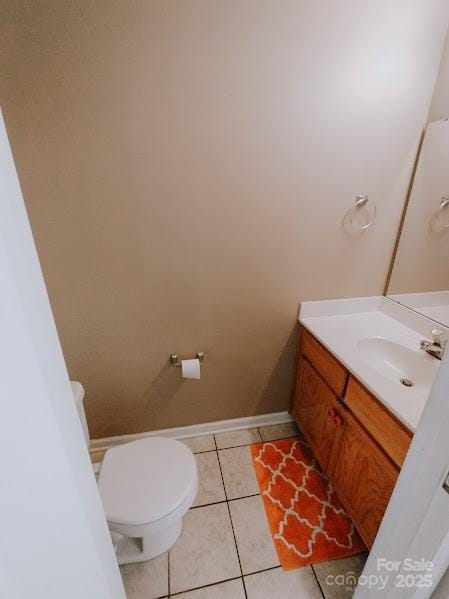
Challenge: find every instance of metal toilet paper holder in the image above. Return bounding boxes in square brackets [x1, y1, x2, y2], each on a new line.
[170, 352, 204, 367]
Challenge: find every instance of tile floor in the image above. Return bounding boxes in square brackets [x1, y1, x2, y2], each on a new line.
[105, 422, 367, 598]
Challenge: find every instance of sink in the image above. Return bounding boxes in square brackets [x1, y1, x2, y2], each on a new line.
[356, 337, 438, 390]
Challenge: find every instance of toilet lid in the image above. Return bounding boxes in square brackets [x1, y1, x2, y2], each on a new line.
[98, 437, 197, 526]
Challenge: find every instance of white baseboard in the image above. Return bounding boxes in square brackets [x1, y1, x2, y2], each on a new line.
[89, 411, 293, 452]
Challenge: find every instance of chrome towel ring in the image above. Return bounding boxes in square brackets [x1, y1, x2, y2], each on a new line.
[346, 193, 376, 232]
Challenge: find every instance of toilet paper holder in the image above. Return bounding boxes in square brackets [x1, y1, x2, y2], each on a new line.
[170, 352, 204, 367]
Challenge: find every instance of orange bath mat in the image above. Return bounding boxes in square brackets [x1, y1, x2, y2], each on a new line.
[251, 437, 365, 570]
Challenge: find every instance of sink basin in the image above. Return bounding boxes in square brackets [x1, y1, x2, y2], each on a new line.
[356, 337, 438, 390]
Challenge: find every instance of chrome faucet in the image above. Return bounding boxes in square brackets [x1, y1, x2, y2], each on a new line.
[420, 329, 447, 360]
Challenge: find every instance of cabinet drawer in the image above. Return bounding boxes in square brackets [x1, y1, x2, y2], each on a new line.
[344, 376, 412, 468]
[301, 328, 347, 396]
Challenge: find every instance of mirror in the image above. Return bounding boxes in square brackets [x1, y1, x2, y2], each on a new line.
[386, 119, 449, 327]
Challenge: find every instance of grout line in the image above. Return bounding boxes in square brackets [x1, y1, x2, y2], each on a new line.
[215, 441, 260, 451]
[190, 446, 226, 509]
[191, 492, 261, 511]
[227, 493, 260, 503]
[244, 564, 282, 578]
[169, 575, 243, 597]
[226, 489, 248, 599]
[214, 435, 248, 599]
[214, 429, 262, 450]
[193, 442, 259, 453]
[169, 564, 288, 598]
[311, 564, 326, 599]
[190, 499, 227, 510]
[257, 429, 303, 445]
[190, 448, 219, 455]
[214, 435, 227, 501]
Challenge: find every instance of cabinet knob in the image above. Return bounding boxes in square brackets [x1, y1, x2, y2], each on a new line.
[328, 407, 337, 418]
[333, 414, 344, 427]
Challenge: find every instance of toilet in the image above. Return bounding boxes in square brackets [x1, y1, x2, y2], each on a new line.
[71, 381, 198, 565]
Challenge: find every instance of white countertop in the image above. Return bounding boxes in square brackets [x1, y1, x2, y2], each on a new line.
[299, 296, 448, 431]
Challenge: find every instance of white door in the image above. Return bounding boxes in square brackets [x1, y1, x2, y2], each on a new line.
[0, 109, 125, 599]
[354, 353, 449, 598]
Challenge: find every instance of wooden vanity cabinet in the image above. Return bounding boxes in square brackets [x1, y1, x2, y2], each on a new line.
[291, 328, 413, 548]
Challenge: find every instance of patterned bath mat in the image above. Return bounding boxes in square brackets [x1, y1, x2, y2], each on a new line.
[251, 437, 365, 570]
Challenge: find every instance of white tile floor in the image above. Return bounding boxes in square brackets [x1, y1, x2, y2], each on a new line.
[116, 422, 367, 598]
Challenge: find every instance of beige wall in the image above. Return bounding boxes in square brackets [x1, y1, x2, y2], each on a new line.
[429, 30, 449, 121]
[1, 1, 448, 439]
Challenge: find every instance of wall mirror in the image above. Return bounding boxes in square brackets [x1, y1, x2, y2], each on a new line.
[386, 119, 449, 327]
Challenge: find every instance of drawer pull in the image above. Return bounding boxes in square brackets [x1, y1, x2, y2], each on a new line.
[328, 407, 337, 418]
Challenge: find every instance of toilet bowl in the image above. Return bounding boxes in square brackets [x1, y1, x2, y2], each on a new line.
[71, 382, 198, 565]
[98, 437, 198, 564]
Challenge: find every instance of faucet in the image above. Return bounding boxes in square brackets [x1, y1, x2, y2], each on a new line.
[420, 329, 447, 360]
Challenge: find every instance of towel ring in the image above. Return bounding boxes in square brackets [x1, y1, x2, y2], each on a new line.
[347, 194, 376, 232]
[434, 196, 449, 229]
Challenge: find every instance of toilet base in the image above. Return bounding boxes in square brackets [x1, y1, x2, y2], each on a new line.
[112, 519, 182, 565]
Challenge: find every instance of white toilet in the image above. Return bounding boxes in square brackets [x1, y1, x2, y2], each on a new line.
[71, 381, 198, 565]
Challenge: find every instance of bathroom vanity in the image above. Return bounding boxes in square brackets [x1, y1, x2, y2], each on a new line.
[290, 119, 449, 553]
[291, 297, 447, 548]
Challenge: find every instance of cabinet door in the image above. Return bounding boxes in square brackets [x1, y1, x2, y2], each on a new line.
[292, 358, 337, 470]
[331, 405, 399, 548]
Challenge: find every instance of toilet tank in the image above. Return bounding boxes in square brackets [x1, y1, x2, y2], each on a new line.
[70, 381, 90, 446]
